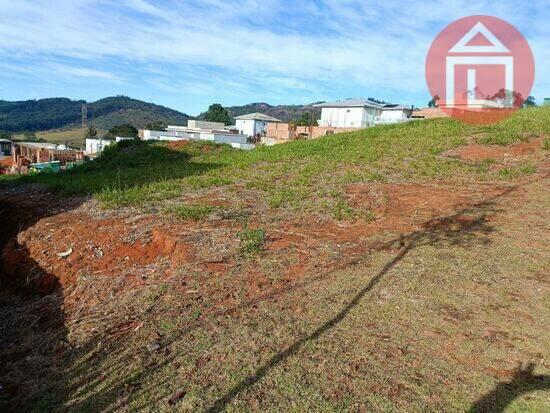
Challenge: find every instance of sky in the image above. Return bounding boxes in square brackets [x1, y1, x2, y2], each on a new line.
[0, 0, 548, 116]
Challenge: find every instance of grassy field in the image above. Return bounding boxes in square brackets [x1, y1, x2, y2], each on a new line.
[1, 107, 549, 412]
[5, 107, 550, 213]
[12, 126, 104, 148]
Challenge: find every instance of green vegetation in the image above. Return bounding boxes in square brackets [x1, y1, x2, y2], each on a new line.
[0, 96, 189, 133]
[84, 126, 98, 140]
[145, 121, 167, 131]
[239, 227, 265, 257]
[221, 102, 321, 123]
[202, 103, 231, 125]
[104, 123, 138, 139]
[2, 108, 549, 216]
[169, 204, 217, 221]
[543, 137, 550, 150]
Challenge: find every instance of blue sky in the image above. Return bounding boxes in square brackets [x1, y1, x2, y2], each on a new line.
[0, 0, 548, 116]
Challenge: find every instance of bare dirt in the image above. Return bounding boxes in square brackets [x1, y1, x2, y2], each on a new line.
[442, 137, 545, 162]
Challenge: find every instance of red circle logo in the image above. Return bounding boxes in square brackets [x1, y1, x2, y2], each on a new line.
[426, 16, 535, 124]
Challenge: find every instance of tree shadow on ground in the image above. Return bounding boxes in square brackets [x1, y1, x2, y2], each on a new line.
[0, 141, 223, 410]
[205, 190, 508, 412]
[469, 363, 550, 413]
[15, 140, 222, 196]
[60, 184, 522, 412]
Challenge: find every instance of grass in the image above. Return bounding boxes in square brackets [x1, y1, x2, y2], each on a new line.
[12, 126, 102, 148]
[169, 204, 217, 221]
[3, 107, 549, 216]
[239, 227, 265, 257]
[1, 108, 549, 412]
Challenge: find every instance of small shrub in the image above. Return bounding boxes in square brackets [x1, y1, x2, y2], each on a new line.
[239, 227, 265, 258]
[542, 138, 550, 151]
[170, 204, 216, 221]
[498, 163, 536, 179]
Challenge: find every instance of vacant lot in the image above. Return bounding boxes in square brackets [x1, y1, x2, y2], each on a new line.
[1, 108, 549, 412]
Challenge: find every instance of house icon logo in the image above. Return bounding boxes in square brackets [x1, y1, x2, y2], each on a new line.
[426, 16, 535, 124]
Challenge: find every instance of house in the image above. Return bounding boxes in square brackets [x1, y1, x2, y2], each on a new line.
[234, 113, 281, 138]
[544, 98, 550, 107]
[85, 138, 114, 155]
[0, 138, 13, 159]
[314, 99, 413, 128]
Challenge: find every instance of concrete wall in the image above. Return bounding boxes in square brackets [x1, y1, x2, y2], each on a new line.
[86, 139, 114, 155]
[319, 107, 376, 128]
[266, 123, 361, 141]
[187, 120, 225, 130]
[142, 129, 252, 149]
[377, 109, 412, 123]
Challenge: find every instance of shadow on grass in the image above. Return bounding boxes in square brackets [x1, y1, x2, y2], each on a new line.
[0, 140, 223, 410]
[6, 140, 222, 199]
[469, 363, 550, 413]
[60, 184, 521, 412]
[206, 189, 509, 412]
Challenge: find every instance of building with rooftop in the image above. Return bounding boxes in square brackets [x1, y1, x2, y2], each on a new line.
[314, 99, 413, 128]
[234, 113, 281, 138]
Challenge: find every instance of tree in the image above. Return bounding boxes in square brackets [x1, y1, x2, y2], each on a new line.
[203, 104, 231, 125]
[524, 96, 536, 107]
[428, 95, 440, 108]
[85, 126, 98, 140]
[105, 123, 138, 139]
[23, 131, 37, 141]
[292, 112, 318, 127]
[0, 131, 12, 140]
[145, 121, 167, 131]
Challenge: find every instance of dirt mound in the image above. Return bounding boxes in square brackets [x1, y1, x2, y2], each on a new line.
[1, 211, 197, 295]
[442, 137, 544, 162]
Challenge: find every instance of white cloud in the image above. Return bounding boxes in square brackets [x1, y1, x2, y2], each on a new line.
[0, 0, 548, 106]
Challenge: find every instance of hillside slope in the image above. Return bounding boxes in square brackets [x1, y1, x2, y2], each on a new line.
[1, 108, 549, 411]
[218, 102, 322, 122]
[0, 96, 190, 133]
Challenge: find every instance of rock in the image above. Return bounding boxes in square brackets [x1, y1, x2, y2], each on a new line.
[56, 247, 73, 258]
[146, 342, 160, 352]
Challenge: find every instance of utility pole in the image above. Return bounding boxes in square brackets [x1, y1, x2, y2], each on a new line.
[81, 103, 88, 128]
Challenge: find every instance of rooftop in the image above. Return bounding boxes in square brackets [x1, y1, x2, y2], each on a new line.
[313, 99, 385, 109]
[234, 113, 282, 122]
[313, 99, 412, 110]
[16, 142, 58, 149]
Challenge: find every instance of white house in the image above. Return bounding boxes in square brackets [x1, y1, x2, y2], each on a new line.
[234, 113, 281, 138]
[314, 99, 413, 127]
[85, 138, 114, 155]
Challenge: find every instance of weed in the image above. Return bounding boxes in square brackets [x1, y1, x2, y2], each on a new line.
[169, 204, 217, 221]
[542, 137, 550, 151]
[498, 163, 536, 179]
[239, 227, 265, 258]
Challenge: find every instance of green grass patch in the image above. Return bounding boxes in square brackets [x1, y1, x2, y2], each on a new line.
[543, 137, 550, 151]
[498, 163, 537, 179]
[169, 204, 217, 221]
[239, 227, 265, 258]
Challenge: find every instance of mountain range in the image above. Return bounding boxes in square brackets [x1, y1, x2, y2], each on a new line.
[0, 96, 324, 134]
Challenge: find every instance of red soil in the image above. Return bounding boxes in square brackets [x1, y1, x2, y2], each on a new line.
[442, 137, 544, 162]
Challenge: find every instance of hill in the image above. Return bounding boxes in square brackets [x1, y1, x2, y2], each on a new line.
[0, 96, 190, 133]
[1, 108, 549, 411]
[220, 102, 323, 123]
